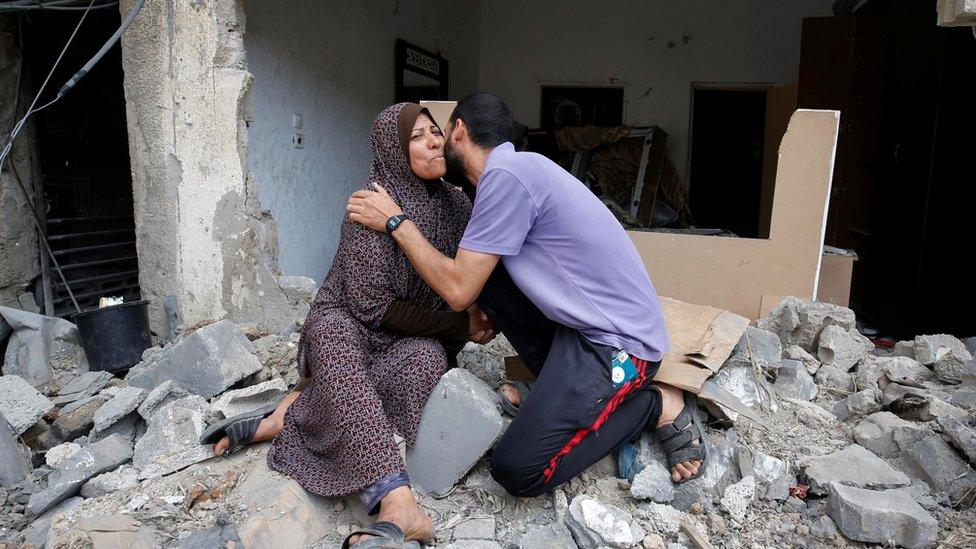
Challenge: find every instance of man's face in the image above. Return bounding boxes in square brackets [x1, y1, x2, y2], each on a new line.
[443, 119, 473, 197]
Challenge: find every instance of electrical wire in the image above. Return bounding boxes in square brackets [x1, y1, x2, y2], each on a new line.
[0, 1, 117, 13]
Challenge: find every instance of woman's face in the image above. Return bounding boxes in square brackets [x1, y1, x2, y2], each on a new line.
[408, 113, 446, 180]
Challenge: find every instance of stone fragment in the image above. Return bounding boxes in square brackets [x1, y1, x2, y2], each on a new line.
[630, 460, 674, 503]
[406, 369, 504, 496]
[949, 388, 976, 412]
[168, 521, 242, 549]
[905, 434, 976, 503]
[444, 542, 501, 549]
[817, 325, 874, 371]
[853, 357, 887, 391]
[457, 340, 506, 389]
[0, 306, 88, 387]
[712, 361, 776, 411]
[892, 340, 916, 357]
[881, 356, 934, 387]
[52, 395, 106, 441]
[634, 502, 698, 535]
[210, 378, 288, 419]
[27, 434, 133, 516]
[91, 386, 146, 436]
[853, 412, 931, 458]
[80, 465, 140, 498]
[125, 320, 262, 398]
[783, 344, 821, 375]
[277, 275, 318, 303]
[1, 412, 31, 488]
[763, 472, 793, 501]
[136, 380, 190, 420]
[44, 442, 82, 469]
[133, 395, 213, 479]
[57, 371, 113, 400]
[937, 415, 976, 465]
[520, 522, 577, 549]
[807, 515, 839, 540]
[0, 374, 55, 434]
[772, 359, 817, 401]
[798, 444, 911, 495]
[719, 475, 755, 523]
[75, 514, 157, 547]
[753, 453, 785, 484]
[22, 496, 83, 549]
[732, 326, 782, 371]
[565, 495, 645, 548]
[914, 334, 973, 383]
[668, 432, 738, 510]
[814, 365, 855, 395]
[831, 389, 881, 422]
[758, 297, 855, 352]
[826, 482, 937, 548]
[453, 516, 495, 540]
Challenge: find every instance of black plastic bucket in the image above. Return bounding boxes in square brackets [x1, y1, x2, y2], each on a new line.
[72, 300, 152, 374]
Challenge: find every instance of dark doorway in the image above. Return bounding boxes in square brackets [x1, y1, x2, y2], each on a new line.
[22, 9, 139, 317]
[687, 86, 768, 238]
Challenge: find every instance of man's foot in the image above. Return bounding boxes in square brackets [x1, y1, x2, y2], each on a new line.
[348, 486, 432, 546]
[499, 383, 521, 407]
[212, 416, 283, 456]
[654, 383, 703, 482]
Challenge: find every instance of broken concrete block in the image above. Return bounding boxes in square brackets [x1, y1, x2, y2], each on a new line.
[630, 460, 674, 503]
[23, 496, 83, 549]
[406, 368, 504, 496]
[853, 412, 931, 458]
[52, 395, 106, 441]
[712, 361, 776, 411]
[814, 364, 855, 395]
[783, 344, 821, 375]
[91, 386, 146, 437]
[831, 388, 881, 422]
[914, 334, 973, 383]
[881, 356, 933, 387]
[133, 395, 213, 479]
[444, 542, 501, 549]
[80, 465, 140, 498]
[0, 374, 55, 434]
[853, 357, 886, 391]
[45, 441, 82, 469]
[817, 325, 873, 371]
[937, 415, 976, 465]
[457, 341, 507, 389]
[763, 472, 793, 502]
[453, 516, 495, 540]
[720, 475, 755, 524]
[210, 378, 287, 419]
[798, 444, 911, 495]
[1, 412, 32, 488]
[905, 434, 976, 503]
[57, 371, 113, 401]
[758, 297, 856, 352]
[934, 348, 973, 384]
[73, 514, 158, 548]
[753, 452, 786, 484]
[892, 340, 916, 358]
[0, 306, 88, 387]
[565, 495, 645, 549]
[732, 326, 782, 372]
[949, 388, 976, 412]
[125, 320, 262, 399]
[277, 275, 318, 303]
[520, 522, 577, 549]
[168, 521, 242, 549]
[27, 433, 133, 516]
[136, 379, 190, 420]
[772, 359, 817, 401]
[826, 482, 937, 548]
[669, 432, 738, 510]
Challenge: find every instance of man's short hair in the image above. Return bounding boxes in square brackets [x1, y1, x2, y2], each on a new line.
[449, 92, 515, 149]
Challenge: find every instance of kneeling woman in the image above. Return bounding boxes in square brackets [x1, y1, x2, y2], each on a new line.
[204, 103, 489, 547]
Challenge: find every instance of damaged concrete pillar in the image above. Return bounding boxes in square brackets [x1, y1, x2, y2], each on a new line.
[118, 0, 293, 337]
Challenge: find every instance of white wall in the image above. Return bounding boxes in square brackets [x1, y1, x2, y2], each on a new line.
[478, 0, 833, 184]
[244, 0, 480, 281]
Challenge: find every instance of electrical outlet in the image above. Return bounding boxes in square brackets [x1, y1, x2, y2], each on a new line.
[292, 113, 303, 129]
[292, 132, 304, 149]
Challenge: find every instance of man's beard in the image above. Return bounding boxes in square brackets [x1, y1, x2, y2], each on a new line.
[444, 140, 476, 201]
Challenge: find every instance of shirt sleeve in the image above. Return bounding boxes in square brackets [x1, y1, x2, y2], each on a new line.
[459, 169, 538, 256]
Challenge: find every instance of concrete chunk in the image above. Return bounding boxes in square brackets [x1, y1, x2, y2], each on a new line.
[732, 326, 782, 371]
[814, 365, 855, 394]
[0, 374, 55, 434]
[826, 483, 937, 548]
[27, 433, 133, 516]
[136, 379, 190, 420]
[453, 516, 495, 540]
[80, 465, 140, 498]
[881, 356, 934, 387]
[758, 297, 855, 352]
[937, 415, 976, 465]
[853, 412, 931, 458]
[406, 369, 504, 496]
[0, 412, 32, 488]
[210, 378, 288, 419]
[52, 395, 106, 441]
[817, 325, 873, 371]
[783, 344, 821, 375]
[831, 389, 881, 422]
[773, 359, 817, 401]
[630, 460, 674, 503]
[277, 275, 318, 303]
[125, 320, 262, 398]
[905, 434, 976, 503]
[91, 386, 146, 436]
[799, 444, 911, 495]
[520, 522, 577, 549]
[0, 306, 88, 387]
[45, 442, 82, 469]
[58, 371, 113, 399]
[133, 395, 213, 479]
[914, 334, 973, 383]
[566, 494, 645, 548]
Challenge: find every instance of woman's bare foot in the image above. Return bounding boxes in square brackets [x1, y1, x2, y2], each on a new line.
[348, 486, 433, 545]
[212, 390, 301, 456]
[654, 382, 703, 482]
[499, 383, 521, 408]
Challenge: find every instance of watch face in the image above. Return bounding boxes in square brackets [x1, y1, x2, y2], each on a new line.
[387, 217, 399, 232]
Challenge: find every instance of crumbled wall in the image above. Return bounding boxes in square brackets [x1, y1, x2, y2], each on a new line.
[118, 0, 293, 337]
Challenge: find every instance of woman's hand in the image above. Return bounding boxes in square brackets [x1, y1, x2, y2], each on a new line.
[347, 183, 404, 232]
[467, 304, 495, 345]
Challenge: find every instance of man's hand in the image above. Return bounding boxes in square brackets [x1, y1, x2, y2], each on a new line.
[467, 304, 495, 344]
[347, 183, 404, 233]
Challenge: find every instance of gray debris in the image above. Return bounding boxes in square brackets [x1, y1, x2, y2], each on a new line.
[914, 334, 973, 383]
[753, 452, 786, 484]
[732, 326, 782, 372]
[444, 542, 501, 549]
[453, 516, 495, 540]
[630, 459, 674, 503]
[949, 388, 976, 412]
[565, 495, 645, 548]
[826, 482, 937, 549]
[91, 386, 146, 436]
[814, 365, 855, 395]
[80, 465, 140, 498]
[892, 340, 916, 358]
[133, 395, 213, 479]
[520, 522, 577, 549]
[169, 521, 242, 549]
[22, 496, 84, 549]
[817, 324, 873, 371]
[457, 340, 507, 389]
[136, 380, 190, 420]
[853, 412, 931, 458]
[210, 378, 288, 419]
[772, 359, 817, 401]
[831, 388, 881, 422]
[52, 395, 106, 441]
[783, 344, 821, 375]
[937, 415, 976, 465]
[277, 275, 318, 303]
[27, 433, 133, 516]
[0, 306, 88, 387]
[757, 297, 856, 352]
[719, 475, 755, 523]
[1, 412, 31, 488]
[799, 444, 910, 495]
[763, 472, 793, 501]
[806, 515, 839, 540]
[853, 357, 886, 391]
[905, 434, 976, 503]
[125, 320, 263, 399]
[0, 374, 55, 434]
[712, 361, 776, 412]
[406, 369, 504, 496]
[44, 441, 81, 469]
[881, 356, 934, 387]
[57, 371, 113, 401]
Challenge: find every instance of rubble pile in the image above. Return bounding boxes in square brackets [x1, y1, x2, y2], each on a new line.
[1, 293, 975, 548]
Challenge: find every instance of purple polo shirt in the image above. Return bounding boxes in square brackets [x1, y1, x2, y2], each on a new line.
[460, 142, 670, 362]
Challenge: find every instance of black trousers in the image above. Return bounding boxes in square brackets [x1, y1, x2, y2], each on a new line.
[477, 266, 663, 497]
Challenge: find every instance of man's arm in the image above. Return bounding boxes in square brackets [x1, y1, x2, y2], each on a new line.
[347, 183, 498, 311]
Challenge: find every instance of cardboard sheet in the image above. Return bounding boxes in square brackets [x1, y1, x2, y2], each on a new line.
[419, 100, 457, 131]
[629, 109, 841, 321]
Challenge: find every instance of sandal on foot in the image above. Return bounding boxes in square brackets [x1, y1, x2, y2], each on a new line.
[341, 521, 419, 549]
[199, 402, 278, 454]
[653, 391, 709, 484]
[497, 381, 530, 417]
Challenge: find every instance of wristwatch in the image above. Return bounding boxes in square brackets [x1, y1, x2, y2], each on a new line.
[386, 214, 409, 233]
